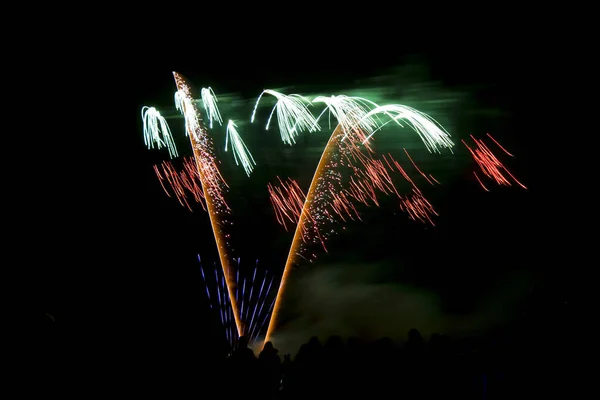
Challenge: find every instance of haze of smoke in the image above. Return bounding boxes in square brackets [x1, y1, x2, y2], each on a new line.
[266, 261, 534, 356]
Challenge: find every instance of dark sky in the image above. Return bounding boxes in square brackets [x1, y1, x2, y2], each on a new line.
[30, 24, 572, 362]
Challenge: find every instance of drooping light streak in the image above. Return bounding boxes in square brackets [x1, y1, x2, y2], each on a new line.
[485, 132, 513, 157]
[251, 89, 320, 145]
[404, 148, 434, 186]
[267, 144, 438, 248]
[462, 133, 527, 190]
[153, 157, 207, 211]
[399, 187, 438, 225]
[174, 90, 200, 140]
[225, 120, 256, 176]
[172, 71, 242, 336]
[360, 104, 454, 154]
[268, 177, 307, 231]
[312, 95, 382, 138]
[141, 106, 179, 158]
[200, 87, 223, 129]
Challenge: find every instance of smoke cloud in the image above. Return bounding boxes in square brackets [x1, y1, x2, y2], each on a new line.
[265, 261, 533, 356]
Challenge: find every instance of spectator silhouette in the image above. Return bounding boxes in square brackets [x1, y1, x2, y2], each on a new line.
[228, 336, 258, 397]
[403, 329, 426, 397]
[258, 341, 281, 399]
[292, 336, 324, 397]
[322, 335, 345, 396]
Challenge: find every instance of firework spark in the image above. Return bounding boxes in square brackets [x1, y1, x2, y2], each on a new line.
[312, 95, 382, 139]
[462, 133, 527, 191]
[141, 75, 528, 351]
[361, 104, 454, 153]
[141, 106, 179, 158]
[225, 120, 256, 177]
[174, 89, 201, 141]
[200, 255, 277, 347]
[172, 71, 242, 336]
[251, 89, 320, 145]
[268, 177, 307, 231]
[201, 87, 223, 129]
[154, 157, 206, 211]
[264, 119, 442, 344]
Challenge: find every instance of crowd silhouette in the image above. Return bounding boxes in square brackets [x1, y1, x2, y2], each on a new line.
[202, 280, 575, 400]
[33, 281, 574, 398]
[218, 325, 568, 400]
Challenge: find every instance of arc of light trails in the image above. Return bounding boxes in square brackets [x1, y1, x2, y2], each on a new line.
[264, 124, 344, 345]
[172, 71, 243, 337]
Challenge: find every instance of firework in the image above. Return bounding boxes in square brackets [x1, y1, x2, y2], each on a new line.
[267, 177, 306, 231]
[200, 87, 223, 129]
[199, 255, 277, 347]
[251, 89, 320, 145]
[172, 71, 243, 336]
[263, 95, 453, 343]
[140, 75, 527, 351]
[462, 133, 527, 191]
[225, 120, 256, 177]
[360, 104, 454, 153]
[312, 95, 382, 138]
[153, 157, 206, 212]
[141, 106, 178, 158]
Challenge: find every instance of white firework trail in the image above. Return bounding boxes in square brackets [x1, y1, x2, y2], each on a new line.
[174, 90, 200, 140]
[141, 106, 179, 158]
[250, 89, 320, 146]
[225, 120, 256, 177]
[361, 104, 454, 153]
[201, 87, 223, 129]
[312, 95, 384, 140]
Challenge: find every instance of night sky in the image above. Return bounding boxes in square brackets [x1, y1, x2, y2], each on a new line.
[32, 26, 574, 367]
[115, 46, 540, 352]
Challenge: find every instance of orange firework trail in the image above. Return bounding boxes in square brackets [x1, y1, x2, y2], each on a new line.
[264, 124, 439, 344]
[154, 157, 207, 212]
[462, 133, 527, 192]
[267, 149, 439, 249]
[172, 71, 243, 336]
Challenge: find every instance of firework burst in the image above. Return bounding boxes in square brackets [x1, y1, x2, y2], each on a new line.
[141, 106, 179, 158]
[462, 133, 527, 191]
[201, 87, 223, 129]
[140, 74, 528, 351]
[251, 89, 320, 145]
[225, 120, 256, 177]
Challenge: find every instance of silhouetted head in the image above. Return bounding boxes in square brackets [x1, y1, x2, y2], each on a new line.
[263, 341, 274, 351]
[308, 336, 321, 347]
[325, 335, 344, 350]
[408, 328, 423, 342]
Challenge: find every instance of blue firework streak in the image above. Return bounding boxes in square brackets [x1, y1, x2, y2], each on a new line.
[198, 254, 278, 348]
